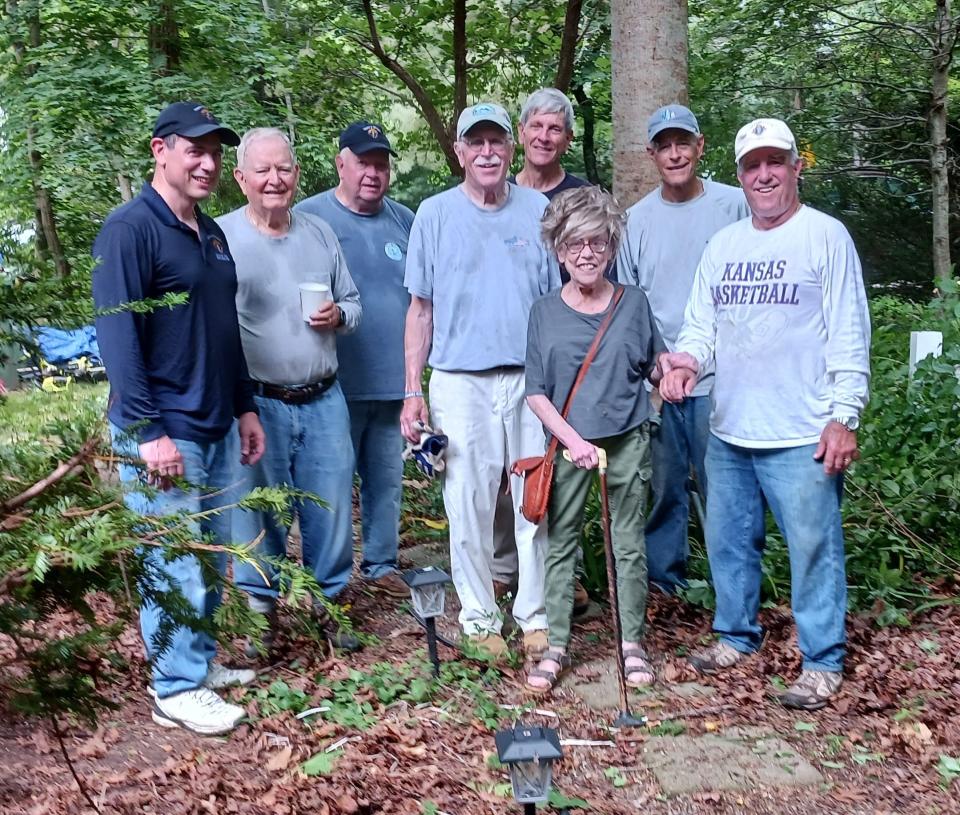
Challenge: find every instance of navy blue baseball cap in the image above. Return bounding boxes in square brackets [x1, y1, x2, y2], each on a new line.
[339, 121, 397, 156]
[153, 101, 240, 146]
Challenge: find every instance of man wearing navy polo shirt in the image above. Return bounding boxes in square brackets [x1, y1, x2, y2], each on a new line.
[93, 101, 266, 735]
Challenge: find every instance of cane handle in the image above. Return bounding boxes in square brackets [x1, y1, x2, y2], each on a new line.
[562, 447, 607, 471]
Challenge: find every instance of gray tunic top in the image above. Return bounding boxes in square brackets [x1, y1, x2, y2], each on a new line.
[525, 285, 665, 440]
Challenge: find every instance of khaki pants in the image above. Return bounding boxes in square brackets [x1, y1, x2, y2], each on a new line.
[429, 369, 548, 635]
[545, 424, 652, 648]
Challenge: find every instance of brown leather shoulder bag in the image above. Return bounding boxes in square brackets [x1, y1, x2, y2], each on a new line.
[511, 286, 625, 524]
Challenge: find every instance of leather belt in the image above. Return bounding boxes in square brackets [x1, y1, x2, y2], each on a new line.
[253, 375, 336, 405]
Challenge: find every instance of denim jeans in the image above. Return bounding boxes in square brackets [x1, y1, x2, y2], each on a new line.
[347, 399, 403, 579]
[232, 384, 355, 601]
[644, 395, 710, 592]
[705, 435, 847, 672]
[111, 424, 241, 698]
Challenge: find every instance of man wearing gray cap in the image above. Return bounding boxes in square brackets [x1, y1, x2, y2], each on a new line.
[660, 118, 871, 710]
[401, 102, 559, 659]
[297, 122, 414, 599]
[617, 104, 750, 595]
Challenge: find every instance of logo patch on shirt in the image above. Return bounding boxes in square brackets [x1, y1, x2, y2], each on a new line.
[209, 236, 232, 262]
[384, 242, 403, 261]
[504, 236, 529, 249]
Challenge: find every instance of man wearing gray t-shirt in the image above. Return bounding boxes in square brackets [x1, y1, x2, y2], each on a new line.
[402, 102, 560, 660]
[617, 104, 750, 594]
[297, 122, 414, 600]
[219, 127, 363, 653]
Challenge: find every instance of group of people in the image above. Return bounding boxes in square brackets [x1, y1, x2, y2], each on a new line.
[93, 87, 871, 737]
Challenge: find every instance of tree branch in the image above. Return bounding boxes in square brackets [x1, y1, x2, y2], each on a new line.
[1, 437, 99, 514]
[554, 0, 583, 92]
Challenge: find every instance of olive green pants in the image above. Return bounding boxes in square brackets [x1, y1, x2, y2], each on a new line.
[544, 424, 652, 648]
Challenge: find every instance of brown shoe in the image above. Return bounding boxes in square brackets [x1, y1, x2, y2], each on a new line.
[573, 579, 590, 616]
[366, 570, 410, 598]
[465, 632, 510, 661]
[780, 670, 842, 711]
[688, 640, 749, 675]
[522, 629, 549, 662]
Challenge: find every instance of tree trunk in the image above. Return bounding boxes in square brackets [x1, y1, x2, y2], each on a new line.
[554, 0, 583, 93]
[148, 0, 181, 78]
[610, 0, 688, 206]
[360, 0, 460, 175]
[453, 0, 467, 117]
[931, 0, 955, 282]
[572, 84, 600, 184]
[7, 0, 70, 277]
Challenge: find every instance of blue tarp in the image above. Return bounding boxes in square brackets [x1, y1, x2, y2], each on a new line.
[35, 326, 100, 365]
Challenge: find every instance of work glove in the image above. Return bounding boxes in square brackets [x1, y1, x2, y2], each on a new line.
[402, 420, 449, 478]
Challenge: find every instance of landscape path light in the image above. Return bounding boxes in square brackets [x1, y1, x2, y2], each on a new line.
[402, 565, 451, 676]
[494, 724, 563, 813]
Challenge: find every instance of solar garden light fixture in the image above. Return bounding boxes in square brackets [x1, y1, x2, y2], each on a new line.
[494, 724, 563, 812]
[401, 566, 451, 676]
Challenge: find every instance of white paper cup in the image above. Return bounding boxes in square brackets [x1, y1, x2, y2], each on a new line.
[299, 282, 331, 321]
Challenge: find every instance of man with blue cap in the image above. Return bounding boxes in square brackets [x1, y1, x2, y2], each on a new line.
[401, 102, 559, 660]
[617, 103, 750, 595]
[297, 121, 415, 599]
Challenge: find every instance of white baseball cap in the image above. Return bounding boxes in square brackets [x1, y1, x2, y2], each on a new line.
[734, 118, 797, 164]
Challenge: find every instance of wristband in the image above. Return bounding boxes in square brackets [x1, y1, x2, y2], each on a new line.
[404, 390, 424, 399]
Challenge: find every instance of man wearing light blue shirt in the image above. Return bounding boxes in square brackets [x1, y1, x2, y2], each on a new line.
[618, 104, 750, 594]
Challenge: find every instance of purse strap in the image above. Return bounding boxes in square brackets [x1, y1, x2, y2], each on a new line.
[541, 285, 625, 461]
[558, 284, 625, 419]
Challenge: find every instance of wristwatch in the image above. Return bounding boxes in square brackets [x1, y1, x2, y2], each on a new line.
[831, 415, 860, 431]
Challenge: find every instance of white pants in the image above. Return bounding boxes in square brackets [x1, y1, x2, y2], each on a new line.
[429, 369, 548, 635]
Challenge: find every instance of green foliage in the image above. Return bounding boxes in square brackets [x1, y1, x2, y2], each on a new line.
[300, 749, 342, 776]
[936, 754, 960, 788]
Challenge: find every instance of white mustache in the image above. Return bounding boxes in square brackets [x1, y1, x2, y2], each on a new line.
[474, 157, 502, 168]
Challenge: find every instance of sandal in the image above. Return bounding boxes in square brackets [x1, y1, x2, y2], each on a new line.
[525, 649, 572, 695]
[623, 647, 655, 688]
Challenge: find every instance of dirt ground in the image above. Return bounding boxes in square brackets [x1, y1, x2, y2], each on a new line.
[2, 566, 959, 815]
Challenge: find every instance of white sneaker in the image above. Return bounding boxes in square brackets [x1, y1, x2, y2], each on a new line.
[146, 662, 257, 698]
[152, 688, 246, 735]
[203, 662, 257, 690]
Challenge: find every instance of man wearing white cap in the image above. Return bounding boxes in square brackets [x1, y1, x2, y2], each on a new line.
[401, 102, 559, 659]
[659, 118, 871, 710]
[617, 104, 750, 595]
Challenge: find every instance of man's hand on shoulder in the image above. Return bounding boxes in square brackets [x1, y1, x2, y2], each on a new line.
[308, 301, 340, 331]
[139, 435, 184, 490]
[238, 412, 266, 466]
[814, 421, 860, 476]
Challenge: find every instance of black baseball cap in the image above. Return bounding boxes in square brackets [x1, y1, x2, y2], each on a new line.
[152, 101, 240, 146]
[339, 121, 397, 157]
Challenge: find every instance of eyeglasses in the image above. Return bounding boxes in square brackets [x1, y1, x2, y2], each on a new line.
[461, 136, 511, 151]
[562, 237, 610, 255]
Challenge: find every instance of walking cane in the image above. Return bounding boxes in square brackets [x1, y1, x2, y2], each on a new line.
[564, 448, 645, 729]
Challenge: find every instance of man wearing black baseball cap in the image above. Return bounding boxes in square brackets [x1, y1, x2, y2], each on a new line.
[92, 101, 265, 735]
[297, 121, 413, 601]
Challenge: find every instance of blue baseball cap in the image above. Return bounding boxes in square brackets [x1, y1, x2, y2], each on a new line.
[647, 104, 700, 143]
[339, 121, 397, 157]
[456, 102, 512, 140]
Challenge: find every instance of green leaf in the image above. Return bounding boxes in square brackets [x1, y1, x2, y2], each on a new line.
[794, 721, 816, 733]
[300, 748, 342, 776]
[547, 788, 590, 808]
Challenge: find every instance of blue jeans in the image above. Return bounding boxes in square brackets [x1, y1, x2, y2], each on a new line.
[645, 395, 710, 592]
[705, 436, 847, 672]
[111, 424, 240, 698]
[347, 399, 404, 578]
[232, 385, 355, 601]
